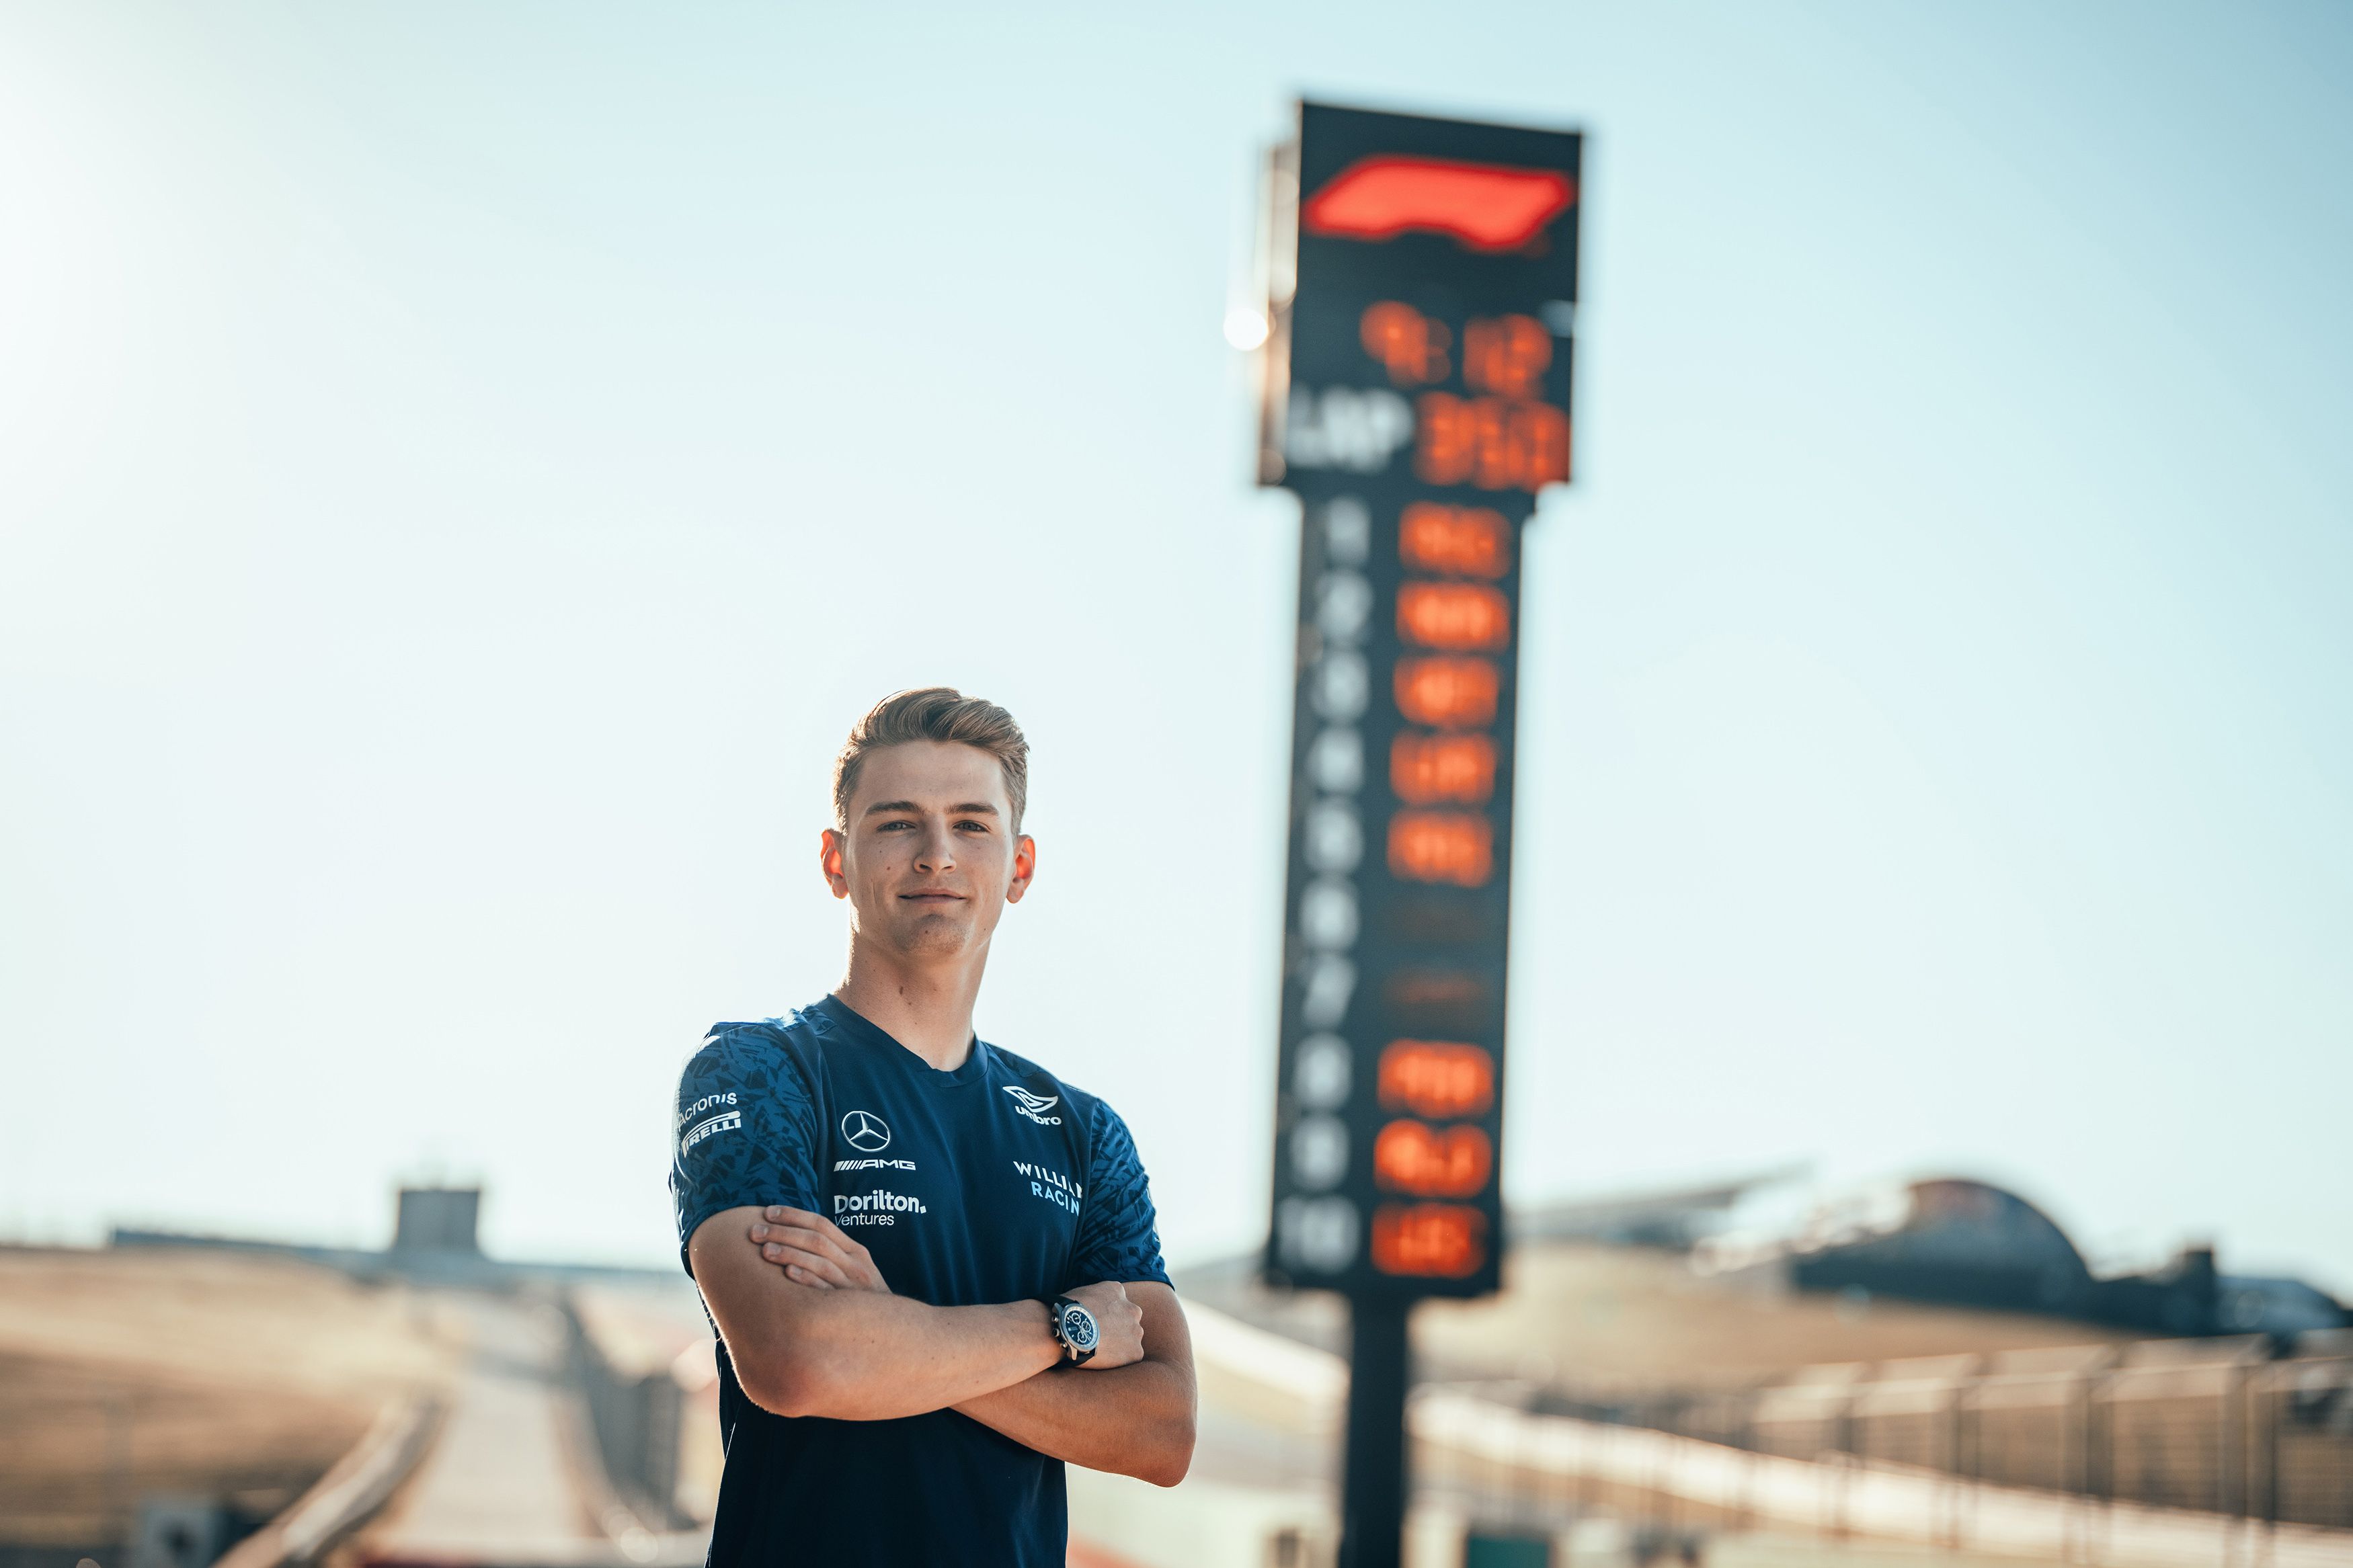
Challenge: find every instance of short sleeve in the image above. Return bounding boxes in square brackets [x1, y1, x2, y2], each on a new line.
[1068, 1098, 1170, 1288]
[669, 1028, 824, 1276]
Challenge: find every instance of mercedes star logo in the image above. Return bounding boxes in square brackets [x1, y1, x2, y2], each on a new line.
[840, 1110, 891, 1153]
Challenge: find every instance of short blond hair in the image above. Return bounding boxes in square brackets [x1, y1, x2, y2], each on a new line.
[832, 688, 1030, 831]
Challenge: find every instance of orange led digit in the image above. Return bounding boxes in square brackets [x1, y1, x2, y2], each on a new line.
[1399, 503, 1510, 578]
[1370, 1203, 1486, 1278]
[1359, 302, 1451, 386]
[1372, 1120, 1494, 1198]
[1462, 315, 1552, 399]
[1397, 582, 1510, 652]
[1472, 400, 1516, 490]
[1377, 1040, 1495, 1118]
[1483, 401, 1569, 491]
[1416, 395, 1570, 492]
[1523, 402, 1571, 487]
[1394, 657, 1499, 729]
[1391, 732, 1496, 805]
[1389, 809, 1492, 885]
[1414, 393, 1472, 485]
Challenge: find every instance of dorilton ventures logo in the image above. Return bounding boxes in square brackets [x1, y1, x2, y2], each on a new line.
[835, 1190, 926, 1215]
[840, 1110, 891, 1153]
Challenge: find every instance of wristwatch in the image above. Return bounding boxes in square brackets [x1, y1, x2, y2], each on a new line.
[1045, 1294, 1099, 1365]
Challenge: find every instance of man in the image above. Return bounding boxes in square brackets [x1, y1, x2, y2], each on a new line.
[670, 688, 1195, 1568]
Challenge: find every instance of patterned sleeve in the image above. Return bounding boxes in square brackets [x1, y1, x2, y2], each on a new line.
[1068, 1098, 1171, 1288]
[669, 1028, 823, 1276]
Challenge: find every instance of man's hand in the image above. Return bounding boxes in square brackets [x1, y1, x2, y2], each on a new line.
[747, 1206, 891, 1294]
[1063, 1280, 1145, 1370]
[954, 1281, 1195, 1485]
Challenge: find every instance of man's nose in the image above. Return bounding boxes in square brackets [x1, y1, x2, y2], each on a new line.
[914, 822, 955, 872]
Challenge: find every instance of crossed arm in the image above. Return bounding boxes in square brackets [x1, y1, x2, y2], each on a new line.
[687, 1206, 1195, 1487]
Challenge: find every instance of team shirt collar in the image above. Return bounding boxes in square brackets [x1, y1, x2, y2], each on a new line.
[808, 993, 991, 1089]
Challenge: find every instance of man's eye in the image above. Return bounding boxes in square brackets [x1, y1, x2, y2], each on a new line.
[957, 821, 991, 833]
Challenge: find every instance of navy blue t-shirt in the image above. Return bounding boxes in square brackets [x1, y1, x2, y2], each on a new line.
[669, 995, 1170, 1568]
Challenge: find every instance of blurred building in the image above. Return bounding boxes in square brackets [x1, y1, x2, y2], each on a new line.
[390, 1187, 481, 1256]
[1773, 1178, 2348, 1337]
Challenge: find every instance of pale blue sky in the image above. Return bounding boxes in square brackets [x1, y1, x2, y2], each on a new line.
[3, 1, 2348, 1292]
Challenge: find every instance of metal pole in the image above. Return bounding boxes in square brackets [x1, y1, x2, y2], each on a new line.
[1341, 1295, 1412, 1568]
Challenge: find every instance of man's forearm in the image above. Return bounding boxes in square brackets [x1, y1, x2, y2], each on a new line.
[696, 1206, 1064, 1420]
[712, 1266, 1062, 1420]
[953, 1358, 1195, 1485]
[764, 1291, 1062, 1420]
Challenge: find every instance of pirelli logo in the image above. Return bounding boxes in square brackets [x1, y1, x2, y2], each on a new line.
[680, 1110, 740, 1156]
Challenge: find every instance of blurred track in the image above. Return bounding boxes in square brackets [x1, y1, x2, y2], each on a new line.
[356, 1294, 696, 1568]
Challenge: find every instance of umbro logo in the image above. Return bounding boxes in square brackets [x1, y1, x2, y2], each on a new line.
[1002, 1086, 1064, 1126]
[840, 1110, 891, 1153]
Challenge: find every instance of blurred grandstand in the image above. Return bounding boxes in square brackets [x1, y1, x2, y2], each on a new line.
[1702, 1175, 2348, 1339]
[1181, 1169, 2353, 1544]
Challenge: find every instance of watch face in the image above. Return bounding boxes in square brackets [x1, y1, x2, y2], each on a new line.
[1060, 1305, 1100, 1352]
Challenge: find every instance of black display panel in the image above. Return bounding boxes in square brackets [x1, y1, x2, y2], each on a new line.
[1261, 103, 1581, 1299]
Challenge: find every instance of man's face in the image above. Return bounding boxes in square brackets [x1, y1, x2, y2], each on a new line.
[822, 741, 1034, 960]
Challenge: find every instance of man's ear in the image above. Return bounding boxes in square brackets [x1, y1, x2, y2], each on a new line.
[1005, 833, 1037, 905]
[820, 827, 850, 900]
